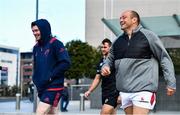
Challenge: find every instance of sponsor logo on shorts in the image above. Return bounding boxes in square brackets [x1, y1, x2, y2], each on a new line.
[44, 97, 50, 103]
[139, 100, 149, 103]
[139, 97, 149, 103]
[105, 98, 109, 103]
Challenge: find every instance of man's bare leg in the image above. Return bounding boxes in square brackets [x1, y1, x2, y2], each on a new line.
[47, 106, 59, 115]
[124, 106, 133, 115]
[133, 105, 149, 115]
[36, 101, 51, 115]
[111, 105, 120, 115]
[100, 104, 114, 115]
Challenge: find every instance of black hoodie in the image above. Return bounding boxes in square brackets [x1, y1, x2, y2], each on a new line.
[31, 19, 71, 93]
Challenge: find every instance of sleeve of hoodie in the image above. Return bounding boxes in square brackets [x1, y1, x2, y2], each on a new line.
[51, 40, 71, 79]
[32, 46, 37, 79]
[143, 29, 176, 89]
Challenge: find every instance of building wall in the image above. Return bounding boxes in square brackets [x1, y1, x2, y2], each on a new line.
[86, 0, 180, 47]
[0, 45, 19, 86]
[0, 52, 17, 86]
[20, 52, 33, 96]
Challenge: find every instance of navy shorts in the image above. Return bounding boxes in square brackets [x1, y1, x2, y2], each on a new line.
[38, 88, 63, 107]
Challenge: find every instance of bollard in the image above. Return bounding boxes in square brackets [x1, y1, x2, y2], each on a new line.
[16, 93, 21, 110]
[80, 93, 85, 111]
[33, 86, 38, 113]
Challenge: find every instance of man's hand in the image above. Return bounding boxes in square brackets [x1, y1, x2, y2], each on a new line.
[166, 87, 176, 96]
[84, 90, 91, 98]
[101, 66, 111, 76]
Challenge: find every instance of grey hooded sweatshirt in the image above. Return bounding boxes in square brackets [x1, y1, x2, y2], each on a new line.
[104, 25, 176, 93]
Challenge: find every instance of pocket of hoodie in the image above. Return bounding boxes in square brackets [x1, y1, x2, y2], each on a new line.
[40, 71, 52, 85]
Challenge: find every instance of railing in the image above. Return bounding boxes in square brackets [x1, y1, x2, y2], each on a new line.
[70, 84, 90, 100]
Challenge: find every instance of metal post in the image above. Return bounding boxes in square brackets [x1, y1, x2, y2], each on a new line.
[33, 85, 38, 112]
[80, 93, 85, 111]
[16, 93, 21, 110]
[36, 0, 39, 20]
[71, 85, 73, 100]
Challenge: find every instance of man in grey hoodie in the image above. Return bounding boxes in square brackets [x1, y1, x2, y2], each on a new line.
[101, 10, 176, 115]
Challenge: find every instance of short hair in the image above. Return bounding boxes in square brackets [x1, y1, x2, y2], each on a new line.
[102, 38, 112, 46]
[31, 21, 36, 28]
[130, 10, 140, 24]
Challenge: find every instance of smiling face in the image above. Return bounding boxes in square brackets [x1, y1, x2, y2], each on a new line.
[120, 10, 138, 32]
[31, 25, 41, 42]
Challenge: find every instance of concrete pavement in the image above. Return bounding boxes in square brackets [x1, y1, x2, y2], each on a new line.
[0, 99, 180, 115]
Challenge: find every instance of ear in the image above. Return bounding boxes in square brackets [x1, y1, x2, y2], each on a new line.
[132, 17, 138, 24]
[132, 17, 137, 22]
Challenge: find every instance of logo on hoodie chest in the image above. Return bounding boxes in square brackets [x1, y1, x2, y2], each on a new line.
[44, 49, 50, 56]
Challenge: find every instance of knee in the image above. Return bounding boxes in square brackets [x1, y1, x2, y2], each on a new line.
[36, 107, 47, 115]
[100, 109, 112, 115]
[36, 105, 50, 115]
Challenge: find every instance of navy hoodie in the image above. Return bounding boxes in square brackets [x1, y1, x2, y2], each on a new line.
[31, 19, 71, 93]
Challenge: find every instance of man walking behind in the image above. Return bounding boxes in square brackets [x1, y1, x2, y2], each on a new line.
[85, 38, 120, 115]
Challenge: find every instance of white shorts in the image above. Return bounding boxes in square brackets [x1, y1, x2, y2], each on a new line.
[120, 91, 156, 110]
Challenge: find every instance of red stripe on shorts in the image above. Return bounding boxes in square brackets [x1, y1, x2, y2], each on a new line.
[47, 87, 64, 91]
[53, 92, 61, 107]
[150, 93, 155, 105]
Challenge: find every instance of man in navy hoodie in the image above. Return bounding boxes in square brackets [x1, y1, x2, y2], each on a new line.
[31, 19, 71, 115]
